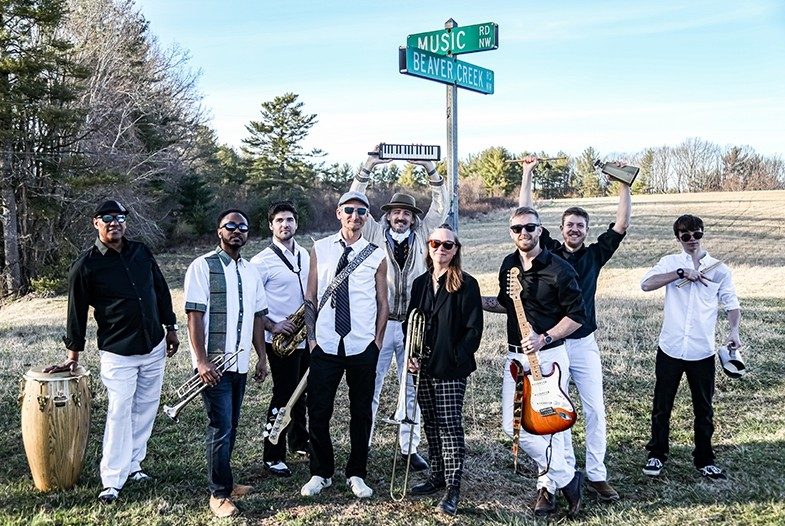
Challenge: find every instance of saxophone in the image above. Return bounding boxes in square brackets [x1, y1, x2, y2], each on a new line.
[271, 304, 307, 357]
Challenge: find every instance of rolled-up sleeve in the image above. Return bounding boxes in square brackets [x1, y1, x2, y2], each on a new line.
[641, 256, 672, 288]
[558, 271, 586, 326]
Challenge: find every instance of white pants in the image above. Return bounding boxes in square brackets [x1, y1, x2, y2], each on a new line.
[369, 320, 421, 454]
[502, 347, 575, 492]
[562, 333, 608, 482]
[99, 339, 166, 489]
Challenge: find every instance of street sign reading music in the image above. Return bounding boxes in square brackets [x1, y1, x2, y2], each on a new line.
[398, 46, 494, 95]
[407, 22, 499, 56]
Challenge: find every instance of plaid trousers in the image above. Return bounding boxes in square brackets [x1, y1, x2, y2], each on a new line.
[417, 375, 467, 488]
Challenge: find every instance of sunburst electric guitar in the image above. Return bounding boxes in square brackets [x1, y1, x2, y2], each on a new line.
[507, 267, 576, 436]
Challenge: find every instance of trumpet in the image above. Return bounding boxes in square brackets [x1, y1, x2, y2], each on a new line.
[389, 308, 427, 501]
[271, 304, 307, 357]
[163, 348, 243, 422]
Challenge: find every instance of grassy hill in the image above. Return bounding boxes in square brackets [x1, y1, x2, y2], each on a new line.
[1, 190, 783, 525]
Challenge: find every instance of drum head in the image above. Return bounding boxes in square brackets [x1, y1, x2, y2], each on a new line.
[24, 365, 89, 381]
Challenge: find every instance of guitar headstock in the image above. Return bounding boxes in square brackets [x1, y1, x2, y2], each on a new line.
[507, 267, 523, 299]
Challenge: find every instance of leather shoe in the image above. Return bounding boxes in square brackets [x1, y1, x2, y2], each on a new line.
[560, 471, 584, 517]
[209, 496, 238, 518]
[436, 486, 460, 516]
[411, 476, 446, 496]
[588, 480, 619, 502]
[264, 460, 292, 477]
[231, 483, 254, 498]
[533, 487, 556, 517]
[402, 452, 429, 472]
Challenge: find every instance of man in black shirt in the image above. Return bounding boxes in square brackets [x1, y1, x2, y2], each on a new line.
[47, 200, 179, 504]
[483, 206, 586, 518]
[519, 155, 630, 501]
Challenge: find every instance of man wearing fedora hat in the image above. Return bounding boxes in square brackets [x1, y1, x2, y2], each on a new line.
[46, 200, 179, 504]
[350, 149, 449, 470]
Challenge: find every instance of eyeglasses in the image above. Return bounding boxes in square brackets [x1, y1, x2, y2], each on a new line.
[679, 231, 704, 242]
[99, 214, 126, 224]
[221, 221, 249, 233]
[510, 223, 540, 234]
[428, 239, 458, 250]
[343, 206, 368, 216]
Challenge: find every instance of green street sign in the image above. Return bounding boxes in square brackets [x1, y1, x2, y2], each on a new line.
[399, 46, 494, 95]
[407, 22, 498, 56]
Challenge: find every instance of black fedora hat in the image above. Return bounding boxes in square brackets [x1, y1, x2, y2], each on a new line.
[380, 192, 422, 215]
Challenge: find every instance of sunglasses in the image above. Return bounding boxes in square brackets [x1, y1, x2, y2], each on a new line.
[510, 223, 540, 234]
[428, 239, 458, 250]
[221, 221, 249, 233]
[679, 231, 704, 242]
[343, 206, 368, 216]
[99, 214, 126, 224]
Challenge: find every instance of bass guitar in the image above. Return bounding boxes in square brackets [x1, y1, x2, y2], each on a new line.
[263, 369, 308, 445]
[507, 267, 576, 436]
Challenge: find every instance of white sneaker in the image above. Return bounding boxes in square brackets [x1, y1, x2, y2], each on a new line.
[98, 487, 119, 504]
[347, 476, 373, 498]
[301, 475, 332, 496]
[129, 470, 152, 482]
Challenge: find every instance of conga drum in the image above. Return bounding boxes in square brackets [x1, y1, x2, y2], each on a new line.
[20, 366, 91, 491]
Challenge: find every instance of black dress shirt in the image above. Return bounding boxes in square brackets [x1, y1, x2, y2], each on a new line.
[63, 238, 177, 356]
[541, 224, 625, 339]
[496, 248, 586, 349]
[406, 271, 483, 380]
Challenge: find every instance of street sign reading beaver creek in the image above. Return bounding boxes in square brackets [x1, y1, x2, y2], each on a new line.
[407, 22, 498, 56]
[398, 46, 494, 95]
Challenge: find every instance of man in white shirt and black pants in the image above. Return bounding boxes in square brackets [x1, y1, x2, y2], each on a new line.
[301, 191, 389, 499]
[641, 214, 742, 480]
[251, 201, 311, 476]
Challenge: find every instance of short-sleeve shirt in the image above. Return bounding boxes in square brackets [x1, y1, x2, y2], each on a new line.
[184, 248, 268, 374]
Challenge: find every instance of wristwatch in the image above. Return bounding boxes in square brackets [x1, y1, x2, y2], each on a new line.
[165, 324, 179, 332]
[543, 332, 554, 345]
[676, 268, 685, 279]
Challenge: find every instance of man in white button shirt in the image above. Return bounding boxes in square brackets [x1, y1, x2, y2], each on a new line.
[300, 191, 389, 499]
[251, 201, 310, 477]
[184, 209, 269, 517]
[640, 214, 742, 481]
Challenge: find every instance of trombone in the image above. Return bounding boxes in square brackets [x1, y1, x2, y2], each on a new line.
[389, 308, 427, 501]
[163, 348, 243, 422]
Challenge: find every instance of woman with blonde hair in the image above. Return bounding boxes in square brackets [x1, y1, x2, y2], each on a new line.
[403, 224, 483, 516]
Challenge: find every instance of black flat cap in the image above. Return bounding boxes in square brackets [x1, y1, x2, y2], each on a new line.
[94, 200, 129, 217]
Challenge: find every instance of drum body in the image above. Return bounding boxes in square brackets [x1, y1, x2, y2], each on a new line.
[20, 366, 91, 491]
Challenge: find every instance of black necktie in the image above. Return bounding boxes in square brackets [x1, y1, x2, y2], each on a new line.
[334, 242, 352, 338]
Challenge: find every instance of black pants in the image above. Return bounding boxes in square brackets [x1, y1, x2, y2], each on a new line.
[263, 343, 309, 462]
[418, 375, 467, 488]
[201, 371, 246, 498]
[307, 340, 378, 479]
[646, 348, 716, 468]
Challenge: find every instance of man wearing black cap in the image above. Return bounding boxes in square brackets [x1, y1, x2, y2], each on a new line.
[350, 149, 448, 470]
[46, 200, 179, 504]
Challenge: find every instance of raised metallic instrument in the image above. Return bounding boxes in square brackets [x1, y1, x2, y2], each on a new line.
[371, 143, 441, 161]
[271, 304, 307, 357]
[163, 348, 243, 421]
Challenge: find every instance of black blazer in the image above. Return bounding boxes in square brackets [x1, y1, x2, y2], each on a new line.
[405, 270, 483, 380]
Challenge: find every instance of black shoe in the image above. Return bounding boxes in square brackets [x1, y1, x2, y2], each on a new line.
[436, 486, 459, 516]
[402, 452, 429, 472]
[560, 471, 584, 518]
[411, 476, 446, 496]
[533, 487, 556, 517]
[264, 460, 292, 477]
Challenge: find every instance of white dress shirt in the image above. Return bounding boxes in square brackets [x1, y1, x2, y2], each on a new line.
[250, 239, 310, 347]
[641, 251, 740, 361]
[313, 232, 386, 356]
[184, 249, 268, 373]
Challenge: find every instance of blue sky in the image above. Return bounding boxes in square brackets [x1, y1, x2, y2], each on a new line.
[136, 0, 785, 165]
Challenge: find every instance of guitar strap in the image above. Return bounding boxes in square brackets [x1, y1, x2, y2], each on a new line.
[317, 242, 378, 313]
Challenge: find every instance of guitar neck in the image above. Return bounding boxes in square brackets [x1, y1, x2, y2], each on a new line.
[511, 297, 543, 381]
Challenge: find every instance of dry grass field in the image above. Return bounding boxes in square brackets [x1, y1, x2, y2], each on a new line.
[1, 190, 783, 525]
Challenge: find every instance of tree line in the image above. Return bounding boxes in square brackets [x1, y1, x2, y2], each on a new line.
[1, 1, 783, 297]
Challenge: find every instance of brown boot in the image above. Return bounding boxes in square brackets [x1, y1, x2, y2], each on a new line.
[209, 495, 239, 518]
[587, 480, 619, 502]
[231, 483, 254, 498]
[533, 488, 556, 517]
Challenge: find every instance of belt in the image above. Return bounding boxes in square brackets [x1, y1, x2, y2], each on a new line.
[388, 314, 406, 322]
[508, 341, 564, 353]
